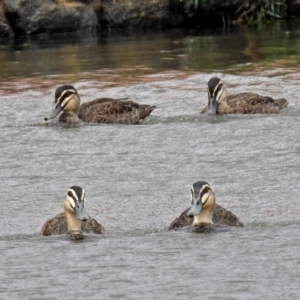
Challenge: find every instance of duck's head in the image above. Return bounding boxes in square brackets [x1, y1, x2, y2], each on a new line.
[64, 186, 88, 222]
[206, 77, 227, 115]
[187, 181, 215, 219]
[44, 85, 80, 121]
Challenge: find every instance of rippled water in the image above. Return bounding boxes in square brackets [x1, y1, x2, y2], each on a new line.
[1, 26, 300, 299]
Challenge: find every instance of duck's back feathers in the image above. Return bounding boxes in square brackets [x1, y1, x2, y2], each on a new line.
[78, 98, 156, 124]
[40, 212, 67, 236]
[81, 216, 106, 234]
[224, 92, 288, 114]
[201, 92, 288, 114]
[213, 204, 244, 227]
[168, 204, 243, 230]
[168, 207, 193, 230]
[40, 212, 105, 236]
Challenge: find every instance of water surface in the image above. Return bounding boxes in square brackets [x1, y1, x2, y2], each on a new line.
[0, 26, 300, 299]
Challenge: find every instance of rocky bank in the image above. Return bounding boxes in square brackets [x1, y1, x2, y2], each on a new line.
[0, 0, 299, 38]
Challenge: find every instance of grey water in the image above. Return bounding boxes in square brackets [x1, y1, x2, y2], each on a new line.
[1, 25, 300, 299]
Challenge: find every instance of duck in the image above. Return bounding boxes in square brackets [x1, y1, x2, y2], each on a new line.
[44, 85, 156, 124]
[168, 181, 243, 232]
[40, 186, 105, 240]
[201, 77, 288, 115]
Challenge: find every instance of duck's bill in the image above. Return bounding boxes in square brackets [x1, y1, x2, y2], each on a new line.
[187, 201, 202, 217]
[44, 104, 62, 121]
[207, 97, 217, 115]
[75, 203, 89, 222]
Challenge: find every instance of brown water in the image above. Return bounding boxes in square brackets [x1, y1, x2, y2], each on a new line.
[1, 25, 300, 299]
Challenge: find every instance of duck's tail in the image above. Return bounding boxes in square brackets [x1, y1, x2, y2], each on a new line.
[275, 98, 289, 110]
[139, 105, 157, 120]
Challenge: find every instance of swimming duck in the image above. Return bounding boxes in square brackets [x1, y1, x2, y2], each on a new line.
[40, 186, 105, 239]
[44, 85, 156, 124]
[169, 181, 243, 232]
[201, 77, 288, 115]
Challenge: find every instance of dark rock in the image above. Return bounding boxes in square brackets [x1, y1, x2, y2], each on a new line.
[0, 0, 13, 37]
[3, 0, 98, 35]
[0, 24, 9, 37]
[100, 0, 170, 29]
[0, 0, 296, 37]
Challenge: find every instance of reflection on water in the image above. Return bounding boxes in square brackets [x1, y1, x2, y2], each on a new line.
[1, 24, 300, 89]
[0, 25, 300, 299]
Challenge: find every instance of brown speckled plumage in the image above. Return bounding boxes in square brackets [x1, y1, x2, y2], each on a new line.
[45, 85, 156, 124]
[40, 186, 105, 237]
[40, 212, 106, 236]
[168, 204, 244, 230]
[77, 98, 155, 124]
[193, 223, 215, 233]
[202, 77, 288, 114]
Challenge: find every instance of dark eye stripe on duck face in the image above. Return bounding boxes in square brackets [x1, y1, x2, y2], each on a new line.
[213, 82, 223, 98]
[207, 77, 222, 97]
[199, 185, 211, 205]
[190, 188, 194, 204]
[57, 90, 77, 108]
[54, 85, 77, 107]
[67, 186, 85, 208]
[191, 181, 210, 204]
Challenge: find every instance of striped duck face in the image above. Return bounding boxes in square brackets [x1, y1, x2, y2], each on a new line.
[206, 77, 227, 115]
[44, 85, 79, 121]
[187, 181, 214, 218]
[64, 186, 88, 222]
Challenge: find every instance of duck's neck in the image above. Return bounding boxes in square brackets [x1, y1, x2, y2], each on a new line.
[59, 112, 80, 123]
[65, 210, 82, 232]
[193, 205, 214, 225]
[218, 87, 228, 104]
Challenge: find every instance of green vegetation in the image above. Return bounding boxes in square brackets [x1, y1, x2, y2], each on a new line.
[179, 0, 288, 26]
[236, 0, 287, 26]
